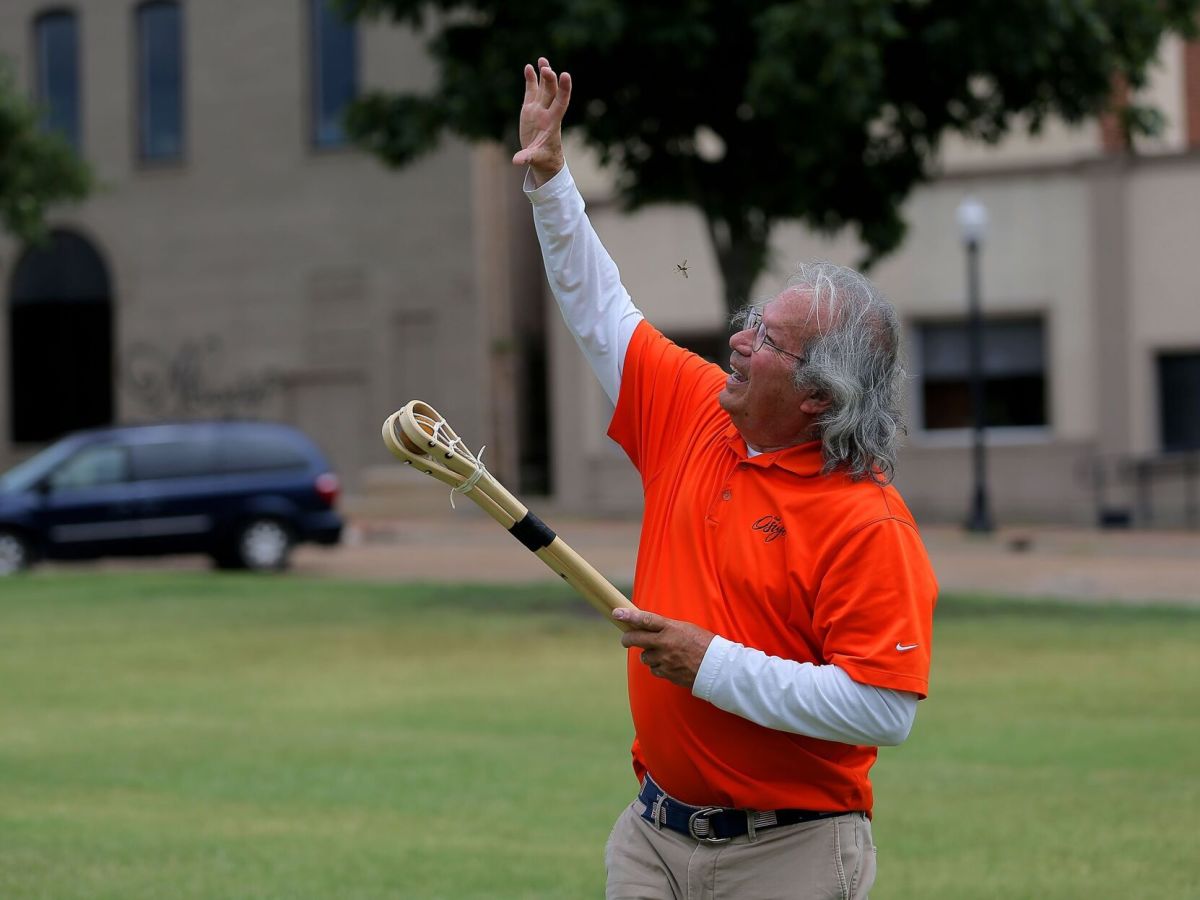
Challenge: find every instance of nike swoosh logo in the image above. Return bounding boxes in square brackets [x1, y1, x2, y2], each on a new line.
[895, 643, 919, 652]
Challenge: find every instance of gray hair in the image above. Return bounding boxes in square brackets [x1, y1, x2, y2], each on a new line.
[736, 262, 905, 484]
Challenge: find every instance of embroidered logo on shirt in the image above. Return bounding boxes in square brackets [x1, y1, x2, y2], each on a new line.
[752, 515, 787, 543]
[895, 642, 919, 652]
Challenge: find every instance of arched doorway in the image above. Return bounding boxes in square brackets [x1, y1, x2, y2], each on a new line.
[9, 230, 114, 442]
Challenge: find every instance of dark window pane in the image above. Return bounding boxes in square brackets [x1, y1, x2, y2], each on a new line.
[919, 318, 1048, 429]
[921, 382, 971, 430]
[923, 376, 1047, 429]
[138, 2, 184, 160]
[35, 12, 81, 150]
[921, 319, 1044, 378]
[130, 440, 216, 480]
[311, 0, 357, 146]
[1159, 353, 1200, 452]
[218, 435, 308, 473]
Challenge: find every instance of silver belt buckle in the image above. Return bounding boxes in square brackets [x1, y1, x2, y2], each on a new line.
[688, 807, 732, 843]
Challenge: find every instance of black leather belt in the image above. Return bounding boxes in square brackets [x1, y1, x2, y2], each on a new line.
[637, 773, 848, 843]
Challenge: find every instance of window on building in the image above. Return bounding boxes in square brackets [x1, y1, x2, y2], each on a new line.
[136, 0, 184, 161]
[34, 10, 81, 151]
[918, 317, 1047, 430]
[1158, 352, 1200, 452]
[310, 0, 358, 147]
[668, 330, 729, 367]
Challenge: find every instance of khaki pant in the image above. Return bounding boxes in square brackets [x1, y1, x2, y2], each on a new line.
[605, 794, 876, 900]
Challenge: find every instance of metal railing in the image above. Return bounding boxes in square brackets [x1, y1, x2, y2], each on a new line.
[1082, 451, 1200, 529]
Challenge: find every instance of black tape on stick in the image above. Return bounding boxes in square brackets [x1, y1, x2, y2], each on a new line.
[508, 511, 557, 552]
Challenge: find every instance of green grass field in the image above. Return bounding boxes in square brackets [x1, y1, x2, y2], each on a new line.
[1, 574, 1197, 899]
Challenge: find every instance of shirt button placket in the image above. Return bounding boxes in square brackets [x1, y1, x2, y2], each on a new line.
[708, 460, 741, 522]
[707, 486, 733, 523]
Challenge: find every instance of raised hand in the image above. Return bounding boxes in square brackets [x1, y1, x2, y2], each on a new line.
[512, 57, 572, 186]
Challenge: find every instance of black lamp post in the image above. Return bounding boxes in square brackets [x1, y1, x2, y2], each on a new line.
[957, 197, 994, 534]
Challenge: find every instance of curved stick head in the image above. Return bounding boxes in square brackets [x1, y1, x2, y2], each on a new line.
[382, 412, 424, 457]
[399, 400, 479, 468]
[394, 414, 426, 454]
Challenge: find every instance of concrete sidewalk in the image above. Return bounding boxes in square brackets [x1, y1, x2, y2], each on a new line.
[292, 503, 1200, 606]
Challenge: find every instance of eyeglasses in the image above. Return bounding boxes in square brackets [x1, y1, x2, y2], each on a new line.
[744, 306, 806, 363]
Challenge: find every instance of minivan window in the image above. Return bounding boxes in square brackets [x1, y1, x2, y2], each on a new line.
[130, 440, 216, 481]
[0, 440, 79, 492]
[218, 435, 309, 473]
[49, 445, 130, 490]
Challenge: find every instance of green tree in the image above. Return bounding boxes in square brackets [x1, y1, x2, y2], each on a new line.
[0, 66, 90, 244]
[340, 0, 1199, 312]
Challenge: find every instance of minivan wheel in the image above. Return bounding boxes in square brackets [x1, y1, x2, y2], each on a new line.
[232, 518, 293, 571]
[0, 530, 31, 575]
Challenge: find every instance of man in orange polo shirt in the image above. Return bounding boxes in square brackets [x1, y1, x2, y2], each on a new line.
[514, 59, 937, 899]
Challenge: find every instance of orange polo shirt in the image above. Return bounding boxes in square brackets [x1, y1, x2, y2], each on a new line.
[608, 321, 938, 813]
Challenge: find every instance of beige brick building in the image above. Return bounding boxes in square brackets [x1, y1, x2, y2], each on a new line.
[550, 36, 1200, 527]
[0, 0, 551, 503]
[2, 2, 1199, 526]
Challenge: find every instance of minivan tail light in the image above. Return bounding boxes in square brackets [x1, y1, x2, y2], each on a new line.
[315, 472, 340, 507]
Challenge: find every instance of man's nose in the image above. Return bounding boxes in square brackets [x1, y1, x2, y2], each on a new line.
[730, 327, 753, 354]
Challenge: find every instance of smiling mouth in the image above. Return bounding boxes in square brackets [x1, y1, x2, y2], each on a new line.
[727, 369, 748, 385]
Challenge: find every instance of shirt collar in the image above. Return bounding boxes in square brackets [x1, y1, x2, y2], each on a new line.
[724, 425, 825, 476]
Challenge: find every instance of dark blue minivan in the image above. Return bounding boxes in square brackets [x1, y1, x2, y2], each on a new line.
[0, 421, 343, 574]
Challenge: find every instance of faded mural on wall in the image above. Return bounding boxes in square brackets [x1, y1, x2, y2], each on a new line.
[122, 336, 282, 419]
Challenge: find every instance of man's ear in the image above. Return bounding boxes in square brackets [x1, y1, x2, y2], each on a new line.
[800, 390, 832, 416]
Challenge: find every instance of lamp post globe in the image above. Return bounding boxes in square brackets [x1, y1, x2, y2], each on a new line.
[956, 197, 989, 246]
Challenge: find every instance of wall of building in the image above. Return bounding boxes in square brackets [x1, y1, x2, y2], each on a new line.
[0, 0, 494, 492]
[1126, 157, 1200, 455]
[548, 147, 1200, 526]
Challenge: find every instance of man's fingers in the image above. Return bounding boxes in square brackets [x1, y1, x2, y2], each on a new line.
[613, 608, 667, 631]
[620, 630, 658, 650]
[639, 650, 671, 680]
[554, 72, 572, 112]
[539, 65, 558, 107]
[522, 63, 537, 105]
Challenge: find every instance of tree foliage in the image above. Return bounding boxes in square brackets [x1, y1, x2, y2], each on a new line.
[339, 0, 1199, 311]
[0, 67, 90, 245]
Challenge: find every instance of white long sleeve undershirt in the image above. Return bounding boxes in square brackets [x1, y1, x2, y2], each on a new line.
[524, 166, 642, 404]
[525, 164, 918, 747]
